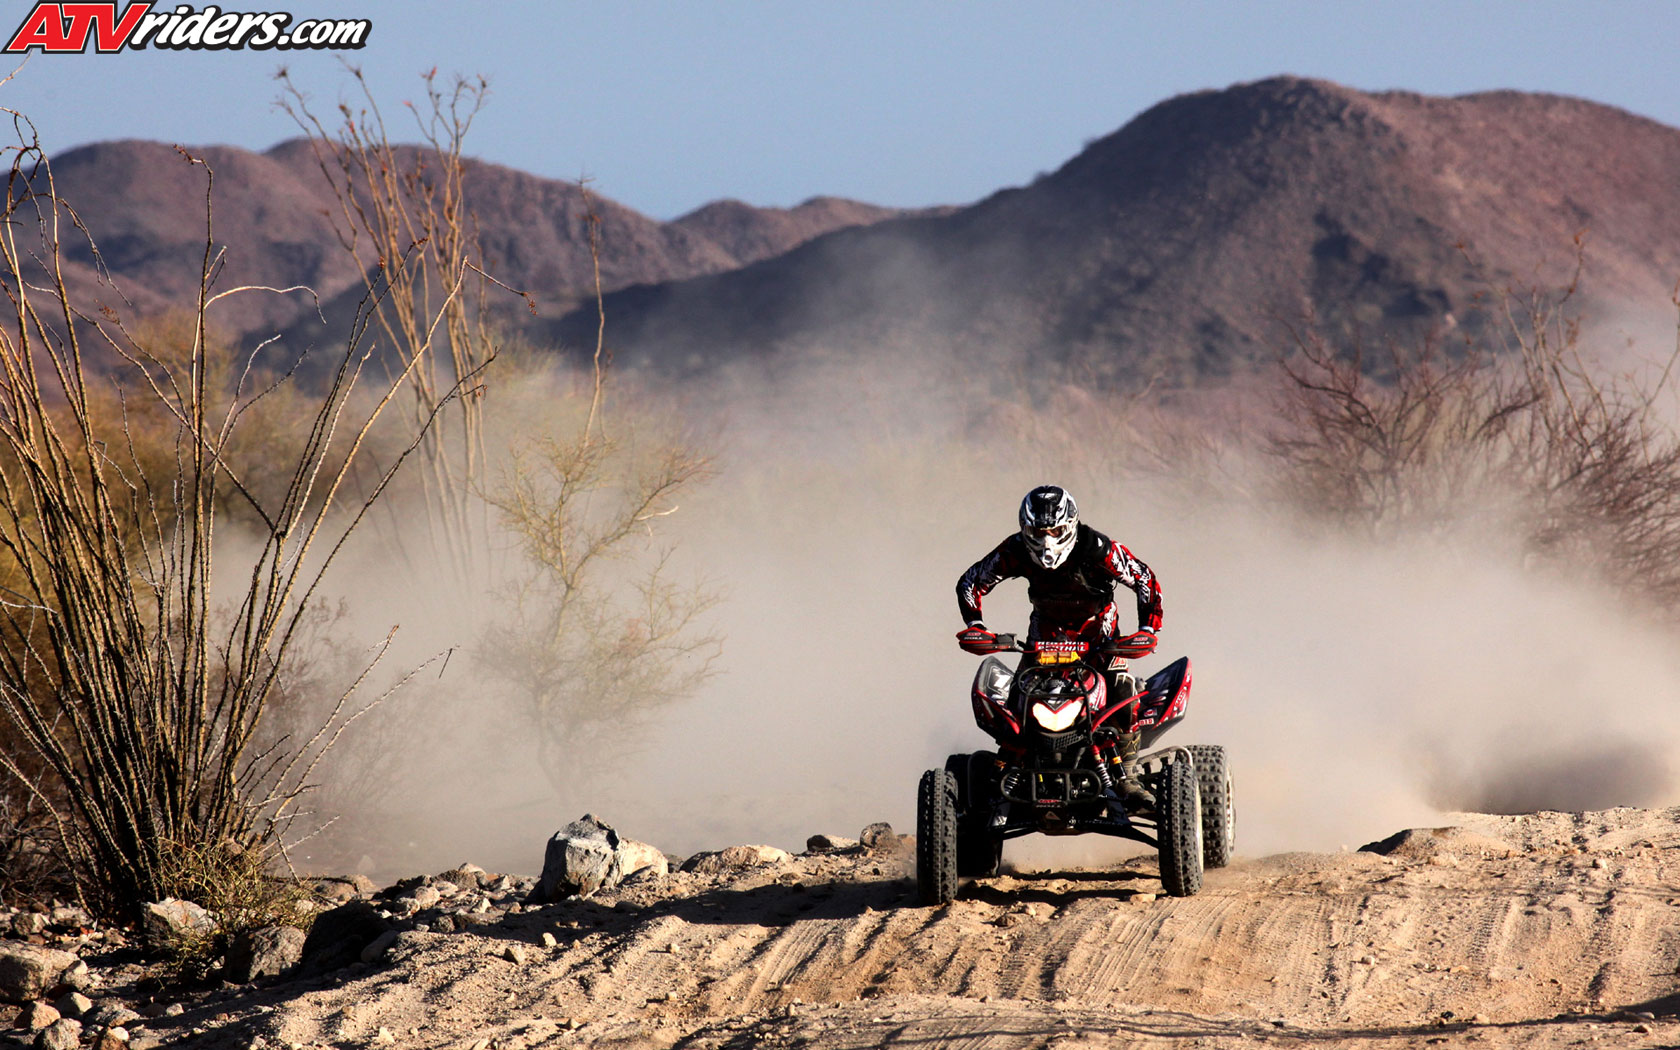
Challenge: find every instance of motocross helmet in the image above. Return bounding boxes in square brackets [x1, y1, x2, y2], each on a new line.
[1019, 485, 1079, 569]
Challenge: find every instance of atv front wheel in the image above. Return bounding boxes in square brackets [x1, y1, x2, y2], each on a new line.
[1186, 744, 1234, 868]
[1155, 756, 1204, 897]
[916, 768, 960, 905]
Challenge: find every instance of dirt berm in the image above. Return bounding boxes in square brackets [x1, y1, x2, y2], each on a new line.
[187, 807, 1680, 1049]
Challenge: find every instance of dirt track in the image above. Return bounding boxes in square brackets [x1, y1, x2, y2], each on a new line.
[181, 806, 1680, 1049]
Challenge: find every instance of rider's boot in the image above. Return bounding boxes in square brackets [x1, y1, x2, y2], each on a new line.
[1112, 731, 1155, 811]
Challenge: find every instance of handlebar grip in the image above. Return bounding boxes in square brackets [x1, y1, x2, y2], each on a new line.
[994, 632, 1018, 650]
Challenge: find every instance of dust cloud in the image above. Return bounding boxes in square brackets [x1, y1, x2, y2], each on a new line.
[296, 343, 1680, 878]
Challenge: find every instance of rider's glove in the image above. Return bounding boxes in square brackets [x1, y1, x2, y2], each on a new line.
[1111, 628, 1158, 657]
[957, 623, 1000, 654]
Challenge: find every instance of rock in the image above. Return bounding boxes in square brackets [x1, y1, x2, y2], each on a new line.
[10, 914, 47, 938]
[614, 839, 669, 883]
[91, 1027, 129, 1050]
[679, 845, 792, 874]
[408, 886, 443, 910]
[504, 945, 526, 965]
[297, 902, 389, 976]
[312, 875, 378, 904]
[83, 1003, 140, 1029]
[14, 1001, 60, 1030]
[859, 823, 900, 851]
[0, 944, 79, 1004]
[539, 816, 669, 900]
[35, 1018, 80, 1050]
[53, 961, 92, 996]
[46, 909, 87, 931]
[359, 930, 400, 965]
[436, 864, 486, 889]
[540, 816, 620, 899]
[620, 865, 665, 889]
[806, 834, 859, 853]
[224, 926, 305, 983]
[139, 900, 214, 951]
[125, 1031, 162, 1050]
[50, 992, 91, 1019]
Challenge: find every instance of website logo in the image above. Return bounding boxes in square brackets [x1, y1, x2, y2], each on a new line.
[5, 3, 372, 52]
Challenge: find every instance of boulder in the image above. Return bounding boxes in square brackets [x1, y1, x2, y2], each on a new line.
[36, 1018, 80, 1050]
[312, 875, 377, 904]
[0, 944, 79, 1003]
[10, 913, 47, 937]
[860, 822, 904, 853]
[54, 960, 93, 995]
[679, 845, 792, 874]
[82, 1003, 140, 1029]
[615, 839, 669, 882]
[297, 901, 389, 976]
[139, 899, 214, 951]
[436, 864, 487, 889]
[92, 1028, 129, 1050]
[540, 815, 667, 900]
[359, 930, 400, 965]
[13, 1001, 59, 1030]
[50, 992, 90, 1019]
[805, 833, 859, 853]
[224, 925, 305, 983]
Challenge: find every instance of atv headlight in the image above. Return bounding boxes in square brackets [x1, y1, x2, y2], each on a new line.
[1031, 701, 1080, 732]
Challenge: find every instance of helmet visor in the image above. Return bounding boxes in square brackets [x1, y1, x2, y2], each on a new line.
[1025, 522, 1073, 542]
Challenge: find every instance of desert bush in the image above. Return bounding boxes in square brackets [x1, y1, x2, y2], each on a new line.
[1270, 273, 1680, 615]
[0, 119, 464, 919]
[279, 66, 515, 586]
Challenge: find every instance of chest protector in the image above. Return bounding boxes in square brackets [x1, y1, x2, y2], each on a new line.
[1023, 525, 1118, 624]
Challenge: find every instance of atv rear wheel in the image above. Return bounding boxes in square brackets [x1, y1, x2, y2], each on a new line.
[1186, 744, 1234, 868]
[955, 751, 1002, 878]
[1155, 756, 1204, 897]
[916, 768, 960, 905]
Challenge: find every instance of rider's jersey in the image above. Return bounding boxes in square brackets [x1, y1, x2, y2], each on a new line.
[956, 524, 1163, 640]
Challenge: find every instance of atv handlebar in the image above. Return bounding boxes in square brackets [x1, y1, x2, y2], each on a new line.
[969, 631, 1157, 659]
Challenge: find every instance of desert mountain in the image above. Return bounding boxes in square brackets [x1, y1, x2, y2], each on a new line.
[40, 77, 1680, 384]
[43, 138, 931, 344]
[550, 76, 1680, 382]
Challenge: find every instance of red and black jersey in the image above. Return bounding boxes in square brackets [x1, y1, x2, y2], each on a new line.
[956, 524, 1163, 640]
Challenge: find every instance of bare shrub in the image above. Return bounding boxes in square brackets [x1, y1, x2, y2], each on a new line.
[482, 199, 720, 798]
[1270, 270, 1680, 616]
[278, 66, 523, 585]
[0, 119, 462, 918]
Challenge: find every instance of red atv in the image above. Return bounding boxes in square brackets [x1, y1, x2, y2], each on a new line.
[917, 632, 1232, 904]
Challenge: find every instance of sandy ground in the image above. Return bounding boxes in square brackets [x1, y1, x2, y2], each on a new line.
[141, 806, 1680, 1050]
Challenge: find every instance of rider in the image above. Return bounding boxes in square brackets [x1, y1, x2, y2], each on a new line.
[955, 484, 1164, 806]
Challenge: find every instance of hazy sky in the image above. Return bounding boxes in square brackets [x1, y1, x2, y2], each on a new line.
[5, 1, 1676, 219]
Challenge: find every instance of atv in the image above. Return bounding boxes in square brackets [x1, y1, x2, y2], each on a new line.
[916, 632, 1232, 904]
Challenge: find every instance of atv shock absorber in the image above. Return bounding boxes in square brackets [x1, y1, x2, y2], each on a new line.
[1090, 744, 1115, 791]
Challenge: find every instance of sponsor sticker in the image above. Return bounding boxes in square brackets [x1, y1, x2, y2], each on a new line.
[6, 3, 371, 53]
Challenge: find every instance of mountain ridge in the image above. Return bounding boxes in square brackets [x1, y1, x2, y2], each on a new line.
[37, 77, 1680, 383]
